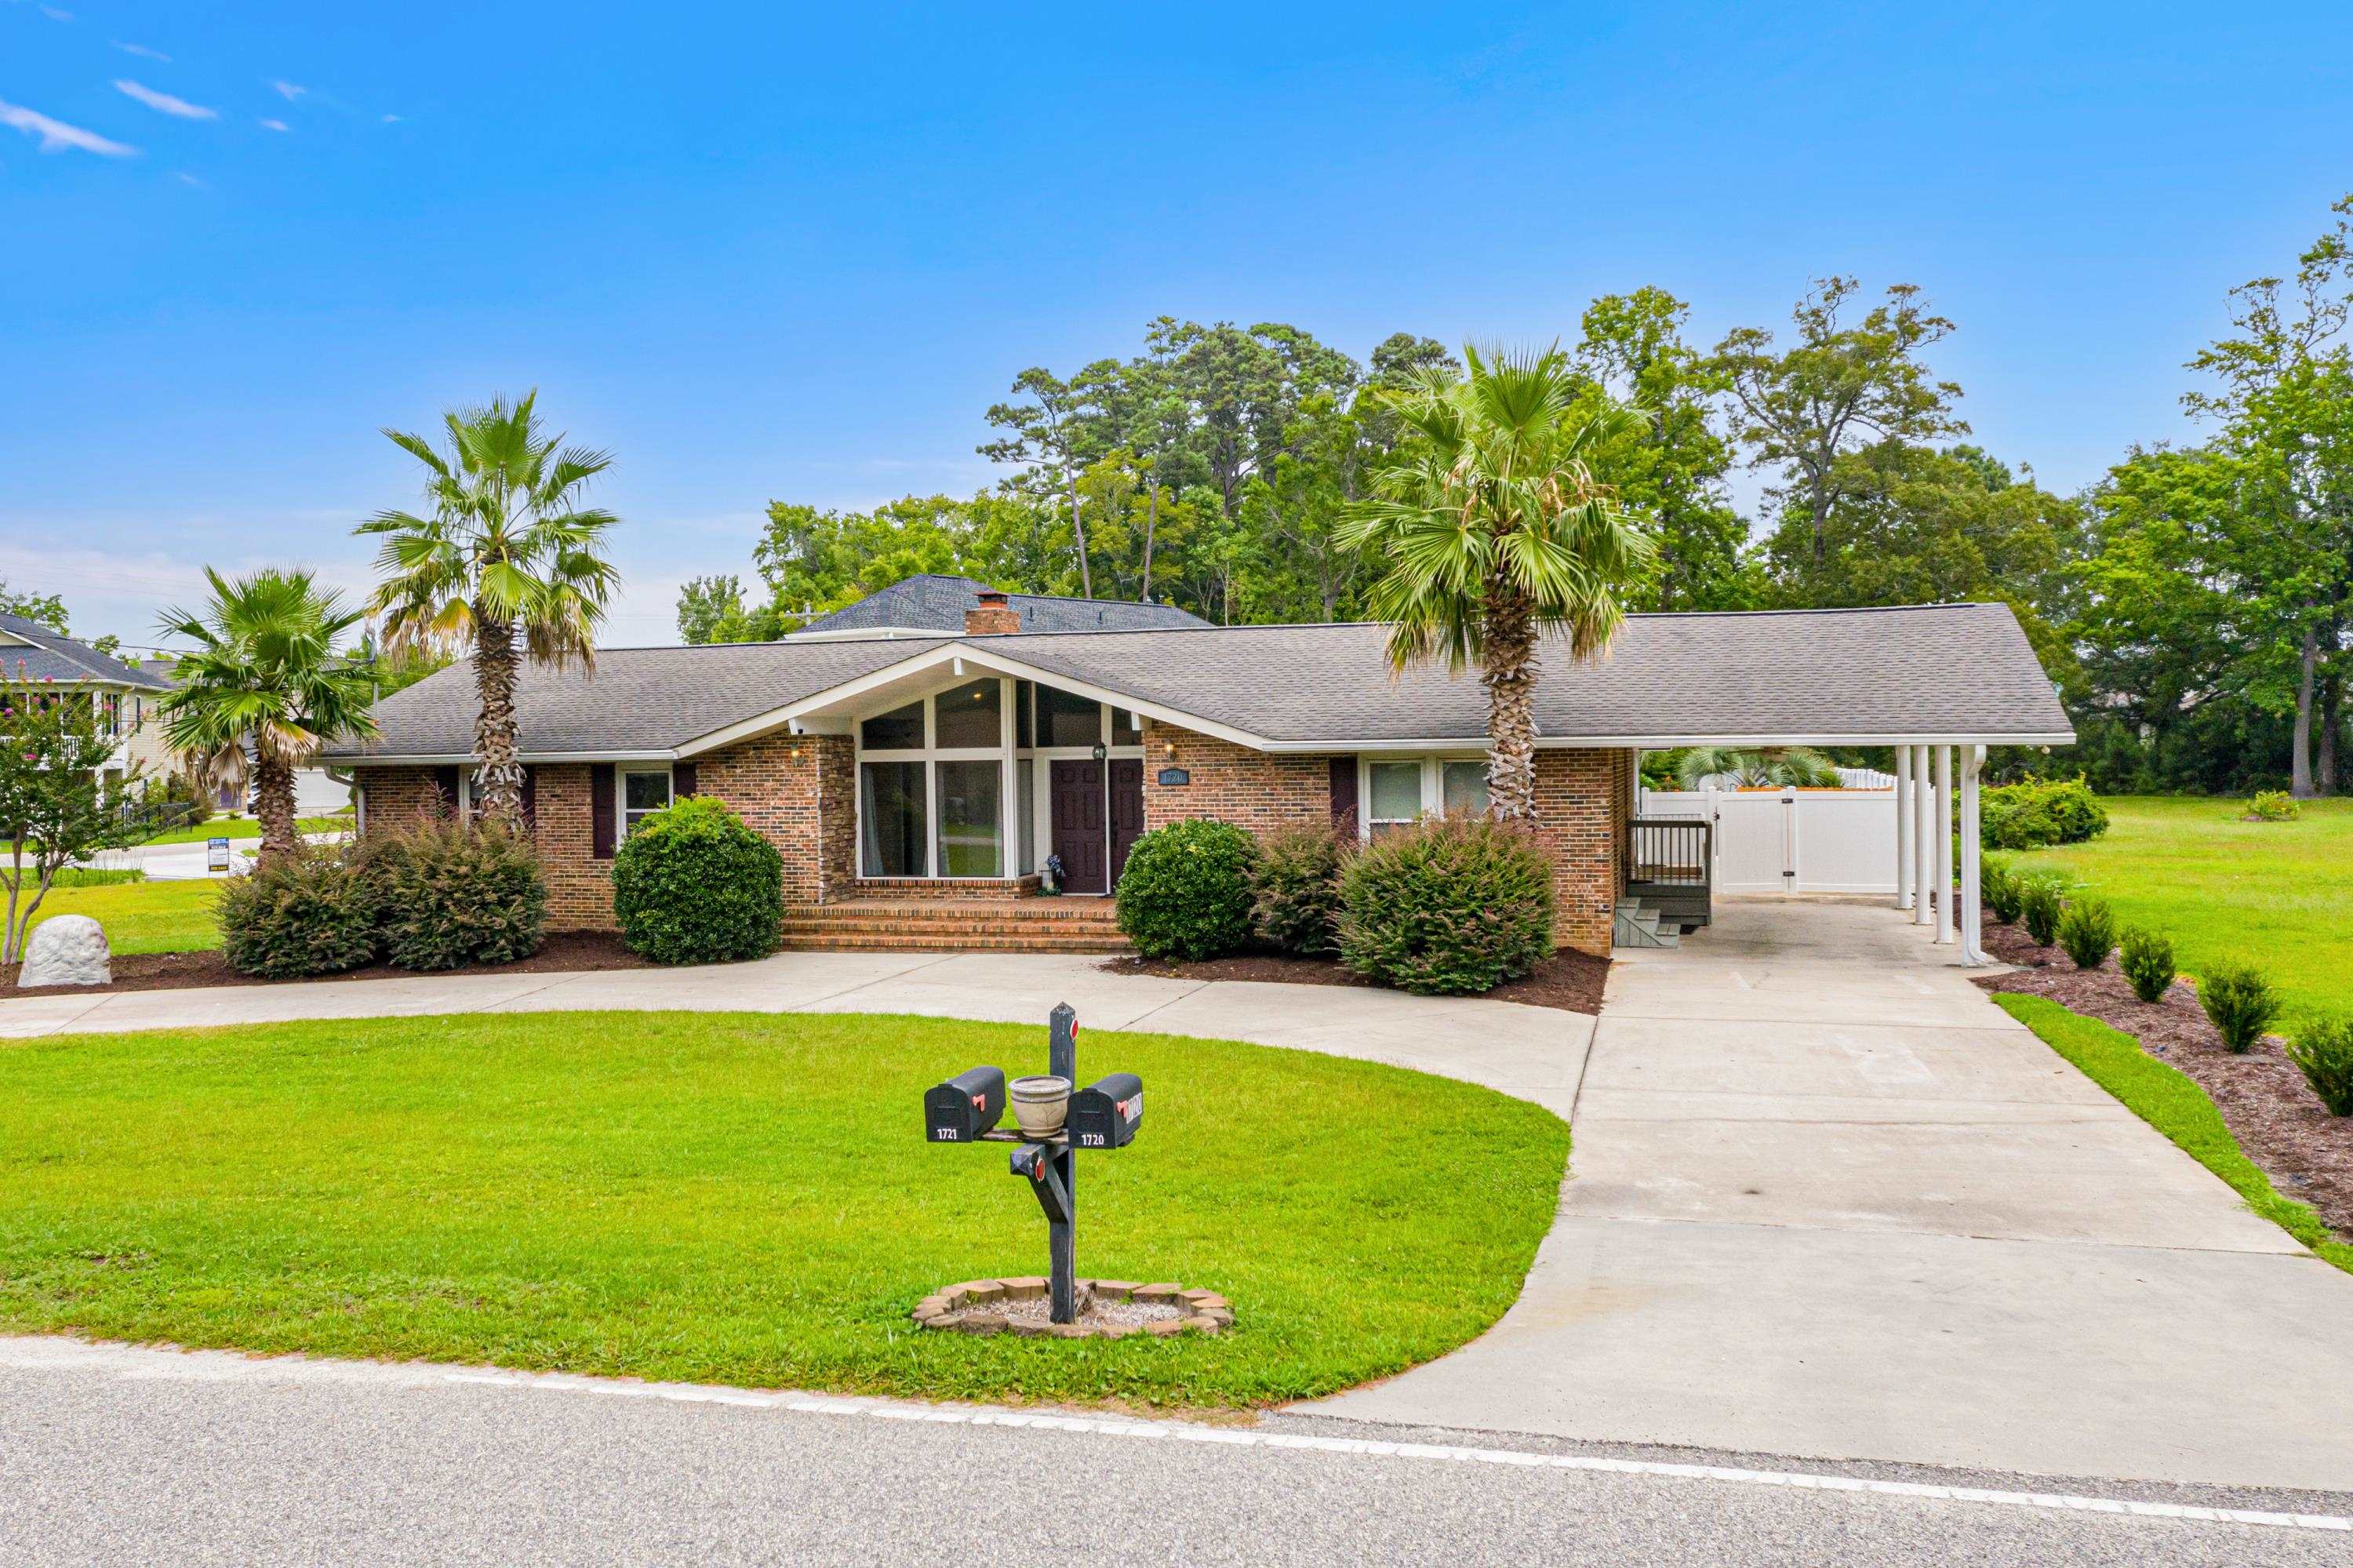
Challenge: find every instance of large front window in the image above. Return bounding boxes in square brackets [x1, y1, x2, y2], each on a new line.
[1361, 755, 1491, 840]
[860, 760, 928, 876]
[934, 759, 1002, 876]
[857, 680, 1009, 878]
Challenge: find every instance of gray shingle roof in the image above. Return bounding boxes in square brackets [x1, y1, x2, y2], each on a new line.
[0, 613, 174, 690]
[793, 574, 1208, 635]
[327, 602, 2071, 762]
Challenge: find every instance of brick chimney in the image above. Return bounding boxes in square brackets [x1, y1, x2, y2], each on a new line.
[965, 590, 1021, 636]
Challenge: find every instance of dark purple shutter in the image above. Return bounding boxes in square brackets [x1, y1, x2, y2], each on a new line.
[673, 762, 697, 798]
[1328, 757, 1358, 839]
[434, 766, 461, 817]
[591, 764, 617, 860]
[519, 766, 536, 828]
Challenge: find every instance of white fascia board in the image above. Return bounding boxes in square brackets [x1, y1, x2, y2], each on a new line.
[677, 640, 1277, 758]
[330, 749, 681, 766]
[1254, 730, 2078, 753]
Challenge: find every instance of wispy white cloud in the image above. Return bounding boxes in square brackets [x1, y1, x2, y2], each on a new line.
[113, 78, 218, 120]
[380, 113, 402, 124]
[38, 4, 72, 19]
[271, 80, 304, 101]
[112, 40, 170, 61]
[0, 96, 137, 155]
[259, 118, 289, 133]
[174, 171, 205, 188]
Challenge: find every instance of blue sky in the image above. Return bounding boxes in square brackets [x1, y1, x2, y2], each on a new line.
[5, 2, 2352, 646]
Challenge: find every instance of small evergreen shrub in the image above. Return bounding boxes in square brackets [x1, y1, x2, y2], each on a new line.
[1115, 817, 1260, 961]
[2118, 926, 2176, 1003]
[2286, 1017, 2353, 1116]
[2197, 962, 2279, 1055]
[2018, 875, 2066, 947]
[611, 796, 785, 965]
[1985, 864, 2024, 924]
[366, 817, 547, 971]
[2247, 790, 2299, 822]
[1981, 776, 2109, 849]
[2054, 896, 2116, 971]
[1249, 823, 1346, 957]
[1337, 815, 1554, 995]
[216, 844, 380, 978]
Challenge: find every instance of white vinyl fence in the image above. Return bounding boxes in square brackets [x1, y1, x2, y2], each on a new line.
[1638, 786, 1897, 894]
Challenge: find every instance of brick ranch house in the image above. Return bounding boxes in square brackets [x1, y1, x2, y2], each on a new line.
[325, 574, 2072, 956]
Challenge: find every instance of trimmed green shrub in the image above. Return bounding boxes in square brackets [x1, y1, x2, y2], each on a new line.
[2055, 896, 2116, 971]
[611, 796, 785, 965]
[1981, 776, 2109, 849]
[1249, 823, 1346, 957]
[216, 843, 380, 978]
[1337, 814, 1553, 995]
[2287, 1017, 2353, 1116]
[2118, 926, 2176, 1003]
[1115, 817, 1260, 961]
[2197, 962, 2279, 1055]
[366, 817, 547, 972]
[2019, 875, 2065, 947]
[2248, 789, 2299, 822]
[1985, 864, 2024, 924]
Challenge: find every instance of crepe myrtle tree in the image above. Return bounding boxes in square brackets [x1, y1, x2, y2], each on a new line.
[1340, 344, 1656, 820]
[360, 391, 621, 825]
[157, 567, 380, 862]
[0, 675, 146, 963]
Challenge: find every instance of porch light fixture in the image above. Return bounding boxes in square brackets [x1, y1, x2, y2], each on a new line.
[1091, 742, 1107, 762]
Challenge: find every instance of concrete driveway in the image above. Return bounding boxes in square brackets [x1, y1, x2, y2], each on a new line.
[1301, 897, 2353, 1491]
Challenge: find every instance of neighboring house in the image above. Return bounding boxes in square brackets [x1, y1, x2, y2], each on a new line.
[0, 613, 176, 789]
[325, 580, 2072, 955]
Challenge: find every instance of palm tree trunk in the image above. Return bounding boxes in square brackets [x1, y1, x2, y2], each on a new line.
[1483, 582, 1540, 820]
[252, 752, 300, 861]
[473, 607, 526, 824]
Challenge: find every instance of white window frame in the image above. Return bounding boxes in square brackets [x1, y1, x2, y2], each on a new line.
[1355, 753, 1491, 842]
[618, 764, 674, 839]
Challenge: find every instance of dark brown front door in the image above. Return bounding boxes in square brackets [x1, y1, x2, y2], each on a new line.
[1049, 759, 1107, 893]
[1108, 758, 1144, 888]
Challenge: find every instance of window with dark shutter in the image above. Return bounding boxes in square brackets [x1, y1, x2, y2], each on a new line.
[674, 762, 697, 798]
[591, 764, 617, 859]
[1328, 756, 1359, 840]
[435, 766, 461, 817]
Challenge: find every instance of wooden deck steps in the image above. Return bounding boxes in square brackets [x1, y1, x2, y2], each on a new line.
[778, 897, 1130, 954]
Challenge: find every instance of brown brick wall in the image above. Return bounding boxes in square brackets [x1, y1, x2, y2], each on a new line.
[1140, 722, 1337, 836]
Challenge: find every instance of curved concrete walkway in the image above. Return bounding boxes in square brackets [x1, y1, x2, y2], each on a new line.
[5, 908, 2351, 1491]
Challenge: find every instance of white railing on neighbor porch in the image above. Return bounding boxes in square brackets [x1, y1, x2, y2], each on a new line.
[1635, 784, 1898, 895]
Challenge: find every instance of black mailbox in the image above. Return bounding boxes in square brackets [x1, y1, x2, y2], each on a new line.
[925, 1065, 1006, 1142]
[1068, 1072, 1143, 1150]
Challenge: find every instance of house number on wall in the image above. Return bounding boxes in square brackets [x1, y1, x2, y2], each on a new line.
[1156, 767, 1190, 787]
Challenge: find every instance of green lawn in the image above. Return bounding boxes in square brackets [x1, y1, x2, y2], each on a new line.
[2009, 795, 2353, 1023]
[140, 813, 350, 846]
[1993, 994, 2352, 1275]
[0, 1010, 1570, 1408]
[21, 879, 220, 955]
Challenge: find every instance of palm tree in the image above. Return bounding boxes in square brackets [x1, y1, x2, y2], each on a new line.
[1673, 744, 1844, 791]
[1339, 346, 1655, 820]
[156, 569, 379, 860]
[358, 391, 620, 824]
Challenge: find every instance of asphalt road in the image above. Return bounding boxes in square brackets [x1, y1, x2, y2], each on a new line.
[2, 1338, 2344, 1567]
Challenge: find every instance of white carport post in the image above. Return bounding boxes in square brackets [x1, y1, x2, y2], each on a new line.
[1959, 745, 1988, 964]
[1911, 744, 1933, 928]
[1894, 744, 1915, 910]
[1933, 744, 1955, 944]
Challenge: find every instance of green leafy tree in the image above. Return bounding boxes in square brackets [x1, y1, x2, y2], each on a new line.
[359, 391, 622, 824]
[1712, 278, 1968, 569]
[1341, 345, 1656, 819]
[155, 568, 380, 861]
[980, 366, 1101, 597]
[0, 675, 145, 962]
[0, 579, 70, 635]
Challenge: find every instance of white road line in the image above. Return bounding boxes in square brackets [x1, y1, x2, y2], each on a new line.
[437, 1373, 2351, 1533]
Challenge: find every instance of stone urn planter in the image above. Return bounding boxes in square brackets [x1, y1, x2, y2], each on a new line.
[1008, 1075, 1071, 1138]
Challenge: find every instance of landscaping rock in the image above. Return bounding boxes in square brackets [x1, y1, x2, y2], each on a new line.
[17, 915, 109, 988]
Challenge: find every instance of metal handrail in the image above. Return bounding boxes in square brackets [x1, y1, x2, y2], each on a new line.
[1628, 815, 1711, 888]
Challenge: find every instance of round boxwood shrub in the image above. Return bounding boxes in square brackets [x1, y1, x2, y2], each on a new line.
[2118, 926, 2176, 1003]
[1338, 815, 1554, 995]
[216, 843, 379, 978]
[611, 796, 785, 965]
[366, 817, 547, 972]
[2196, 962, 2280, 1055]
[1250, 824, 1346, 957]
[2055, 895, 2116, 971]
[1114, 817, 1259, 961]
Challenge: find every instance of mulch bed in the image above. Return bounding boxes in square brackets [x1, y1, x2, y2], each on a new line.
[3, 931, 656, 999]
[1973, 914, 2353, 1242]
[1100, 947, 1609, 1017]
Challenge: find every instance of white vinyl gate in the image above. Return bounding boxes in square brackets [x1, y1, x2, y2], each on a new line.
[1638, 787, 1897, 894]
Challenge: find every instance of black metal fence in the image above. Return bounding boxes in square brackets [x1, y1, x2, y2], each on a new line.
[1628, 816, 1711, 887]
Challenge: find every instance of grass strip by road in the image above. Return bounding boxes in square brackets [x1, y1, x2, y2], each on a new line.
[1994, 993, 2353, 1276]
[0, 1010, 1570, 1409]
[138, 814, 351, 846]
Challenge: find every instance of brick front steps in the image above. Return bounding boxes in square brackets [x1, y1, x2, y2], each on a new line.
[778, 897, 1130, 954]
